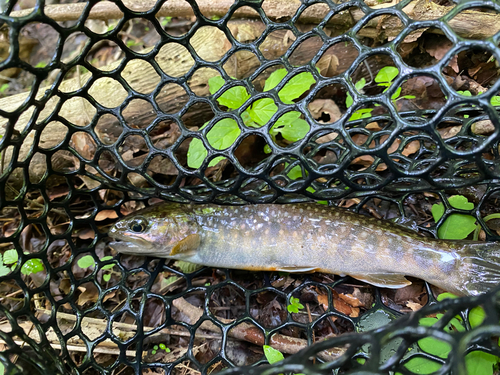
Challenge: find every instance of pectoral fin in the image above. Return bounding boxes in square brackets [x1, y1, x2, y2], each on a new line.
[350, 273, 412, 289]
[170, 234, 201, 256]
[273, 266, 318, 273]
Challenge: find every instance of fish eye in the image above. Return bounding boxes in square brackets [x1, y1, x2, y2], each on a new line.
[130, 217, 148, 233]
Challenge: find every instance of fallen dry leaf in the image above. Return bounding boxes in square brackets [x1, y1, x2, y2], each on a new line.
[308, 99, 342, 124]
[338, 293, 363, 308]
[406, 301, 423, 311]
[316, 289, 329, 311]
[77, 282, 99, 306]
[438, 125, 461, 139]
[95, 210, 118, 221]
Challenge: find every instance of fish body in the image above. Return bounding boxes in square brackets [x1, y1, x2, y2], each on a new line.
[108, 203, 500, 296]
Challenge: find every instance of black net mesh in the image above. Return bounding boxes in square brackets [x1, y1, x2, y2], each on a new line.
[2, 0, 500, 374]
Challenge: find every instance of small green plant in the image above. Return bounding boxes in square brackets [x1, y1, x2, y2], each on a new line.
[345, 66, 415, 121]
[151, 343, 170, 355]
[161, 17, 172, 27]
[263, 345, 305, 375]
[126, 39, 139, 48]
[0, 83, 8, 94]
[401, 293, 497, 375]
[287, 296, 304, 313]
[187, 69, 315, 168]
[0, 249, 44, 277]
[77, 255, 115, 282]
[431, 195, 500, 241]
[431, 195, 477, 240]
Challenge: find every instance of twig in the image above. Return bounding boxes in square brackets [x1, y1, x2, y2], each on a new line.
[36, 309, 222, 340]
[0, 339, 137, 357]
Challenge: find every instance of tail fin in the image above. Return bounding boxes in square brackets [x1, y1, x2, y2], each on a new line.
[458, 242, 500, 296]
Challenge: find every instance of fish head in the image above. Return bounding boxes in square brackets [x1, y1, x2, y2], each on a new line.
[108, 203, 200, 258]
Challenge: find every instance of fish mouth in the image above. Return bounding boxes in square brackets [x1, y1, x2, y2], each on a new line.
[109, 240, 154, 255]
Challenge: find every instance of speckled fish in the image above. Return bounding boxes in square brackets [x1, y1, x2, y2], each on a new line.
[108, 203, 500, 296]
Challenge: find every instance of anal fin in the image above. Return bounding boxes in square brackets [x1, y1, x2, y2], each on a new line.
[350, 273, 412, 289]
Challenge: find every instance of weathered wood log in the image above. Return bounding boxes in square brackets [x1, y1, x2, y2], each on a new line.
[9, 0, 500, 40]
[0, 20, 359, 190]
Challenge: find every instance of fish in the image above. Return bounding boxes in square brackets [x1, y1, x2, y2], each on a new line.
[108, 202, 500, 296]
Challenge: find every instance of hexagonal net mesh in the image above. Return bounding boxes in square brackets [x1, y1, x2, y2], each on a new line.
[1, 0, 500, 374]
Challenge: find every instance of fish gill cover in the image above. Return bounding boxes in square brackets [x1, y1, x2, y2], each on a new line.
[1, 0, 500, 374]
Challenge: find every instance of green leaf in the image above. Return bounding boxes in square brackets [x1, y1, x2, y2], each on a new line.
[208, 156, 225, 167]
[0, 263, 10, 276]
[21, 258, 44, 275]
[278, 72, 316, 104]
[3, 249, 18, 265]
[346, 93, 354, 108]
[404, 356, 442, 374]
[431, 195, 477, 240]
[187, 138, 208, 169]
[270, 112, 310, 142]
[101, 260, 114, 271]
[469, 306, 486, 328]
[206, 118, 241, 151]
[287, 165, 305, 180]
[77, 255, 95, 269]
[465, 351, 499, 375]
[287, 297, 304, 313]
[0, 83, 9, 93]
[491, 96, 500, 106]
[457, 90, 472, 97]
[208, 76, 250, 109]
[174, 260, 202, 273]
[355, 78, 366, 91]
[241, 110, 260, 128]
[208, 76, 225, 94]
[248, 98, 278, 125]
[263, 345, 284, 364]
[391, 86, 402, 101]
[375, 66, 399, 84]
[264, 69, 288, 92]
[103, 274, 111, 282]
[436, 292, 458, 302]
[349, 108, 373, 121]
